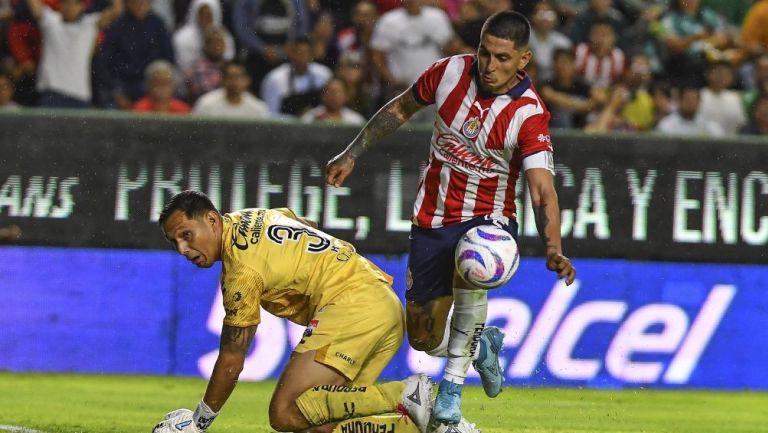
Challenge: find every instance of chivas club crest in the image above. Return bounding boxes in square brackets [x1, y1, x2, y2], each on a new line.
[461, 117, 481, 138]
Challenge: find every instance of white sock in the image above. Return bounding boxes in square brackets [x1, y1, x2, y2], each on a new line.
[442, 288, 487, 385]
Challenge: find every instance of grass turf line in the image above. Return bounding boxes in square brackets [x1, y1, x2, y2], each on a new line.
[0, 372, 765, 433]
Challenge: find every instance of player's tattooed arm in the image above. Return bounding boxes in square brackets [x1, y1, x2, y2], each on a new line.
[345, 86, 424, 159]
[532, 203, 552, 249]
[219, 324, 257, 354]
[202, 324, 258, 412]
[526, 168, 563, 254]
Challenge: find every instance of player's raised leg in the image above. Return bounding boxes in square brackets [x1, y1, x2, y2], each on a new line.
[269, 350, 433, 433]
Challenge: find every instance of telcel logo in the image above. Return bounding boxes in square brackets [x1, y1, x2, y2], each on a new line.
[409, 281, 736, 384]
[200, 281, 735, 386]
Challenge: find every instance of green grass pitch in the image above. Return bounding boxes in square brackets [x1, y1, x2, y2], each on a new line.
[0, 372, 765, 433]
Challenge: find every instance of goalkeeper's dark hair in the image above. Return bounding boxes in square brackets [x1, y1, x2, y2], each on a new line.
[158, 190, 220, 227]
[481, 11, 531, 49]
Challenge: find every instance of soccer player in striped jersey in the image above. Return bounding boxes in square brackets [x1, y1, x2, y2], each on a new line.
[326, 10, 577, 428]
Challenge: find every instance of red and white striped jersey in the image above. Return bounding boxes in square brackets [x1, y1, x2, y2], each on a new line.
[410, 54, 554, 229]
[574, 42, 625, 88]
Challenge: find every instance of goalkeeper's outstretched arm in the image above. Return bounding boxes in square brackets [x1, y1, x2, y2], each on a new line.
[153, 324, 258, 433]
[205, 324, 258, 410]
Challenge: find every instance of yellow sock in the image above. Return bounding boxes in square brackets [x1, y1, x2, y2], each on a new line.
[331, 414, 421, 433]
[296, 382, 406, 426]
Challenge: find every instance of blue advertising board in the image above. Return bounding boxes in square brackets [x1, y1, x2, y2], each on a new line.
[1, 246, 766, 389]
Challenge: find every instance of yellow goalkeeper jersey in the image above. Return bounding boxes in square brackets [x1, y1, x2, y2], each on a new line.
[219, 208, 394, 328]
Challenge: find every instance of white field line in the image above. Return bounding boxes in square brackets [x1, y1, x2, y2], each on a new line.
[0, 425, 46, 433]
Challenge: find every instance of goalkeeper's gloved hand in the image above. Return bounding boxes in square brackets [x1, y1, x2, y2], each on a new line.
[152, 401, 219, 433]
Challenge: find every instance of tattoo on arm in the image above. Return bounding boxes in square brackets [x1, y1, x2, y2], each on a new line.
[220, 325, 257, 355]
[533, 203, 551, 247]
[346, 89, 422, 159]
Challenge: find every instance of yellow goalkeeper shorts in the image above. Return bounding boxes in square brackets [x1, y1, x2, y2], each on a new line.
[293, 279, 405, 384]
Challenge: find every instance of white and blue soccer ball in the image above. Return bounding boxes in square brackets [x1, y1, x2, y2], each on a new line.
[455, 225, 519, 289]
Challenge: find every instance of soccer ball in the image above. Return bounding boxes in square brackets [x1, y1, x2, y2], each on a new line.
[454, 225, 519, 289]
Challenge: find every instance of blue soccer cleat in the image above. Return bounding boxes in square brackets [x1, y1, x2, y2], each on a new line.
[472, 326, 505, 397]
[433, 379, 463, 426]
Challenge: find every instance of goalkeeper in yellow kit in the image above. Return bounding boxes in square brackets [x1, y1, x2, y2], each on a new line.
[151, 190, 435, 433]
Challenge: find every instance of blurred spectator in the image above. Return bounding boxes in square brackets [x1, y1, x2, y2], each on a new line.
[173, 0, 234, 71]
[369, 0, 457, 97]
[232, 0, 309, 92]
[656, 86, 724, 137]
[698, 61, 746, 135]
[619, 53, 656, 131]
[96, 0, 175, 108]
[309, 11, 338, 67]
[569, 0, 627, 47]
[132, 59, 190, 113]
[529, 0, 572, 82]
[575, 19, 625, 88]
[740, 0, 768, 57]
[152, 0, 173, 29]
[0, 0, 12, 59]
[743, 54, 768, 112]
[621, 0, 666, 72]
[556, 0, 586, 23]
[27, 0, 123, 108]
[335, 0, 377, 62]
[184, 25, 226, 102]
[656, 0, 728, 87]
[701, 0, 751, 28]
[650, 79, 675, 121]
[541, 48, 599, 129]
[0, 224, 22, 241]
[585, 54, 657, 133]
[335, 50, 371, 117]
[585, 85, 633, 133]
[300, 76, 365, 125]
[193, 61, 269, 118]
[740, 94, 768, 135]
[260, 36, 332, 117]
[454, 0, 511, 50]
[586, 52, 658, 133]
[5, 0, 55, 105]
[453, 0, 481, 48]
[0, 71, 21, 110]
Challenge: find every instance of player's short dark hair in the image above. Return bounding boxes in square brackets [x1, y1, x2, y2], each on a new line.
[158, 190, 219, 227]
[481, 11, 531, 49]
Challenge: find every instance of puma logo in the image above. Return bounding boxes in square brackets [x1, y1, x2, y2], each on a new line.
[472, 101, 491, 118]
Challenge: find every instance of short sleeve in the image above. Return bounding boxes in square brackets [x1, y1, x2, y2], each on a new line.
[412, 57, 450, 105]
[517, 111, 554, 157]
[221, 262, 264, 327]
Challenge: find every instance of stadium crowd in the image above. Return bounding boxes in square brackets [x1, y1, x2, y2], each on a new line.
[0, 0, 767, 135]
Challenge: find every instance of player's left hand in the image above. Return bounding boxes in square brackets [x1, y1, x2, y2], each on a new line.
[546, 253, 576, 286]
[325, 151, 356, 187]
[152, 409, 202, 433]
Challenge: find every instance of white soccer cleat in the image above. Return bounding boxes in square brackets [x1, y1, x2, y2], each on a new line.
[399, 373, 435, 433]
[431, 416, 482, 433]
[152, 409, 200, 433]
[163, 408, 193, 421]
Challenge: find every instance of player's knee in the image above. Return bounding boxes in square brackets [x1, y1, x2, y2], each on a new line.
[407, 330, 440, 352]
[268, 402, 303, 432]
[268, 411, 296, 432]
